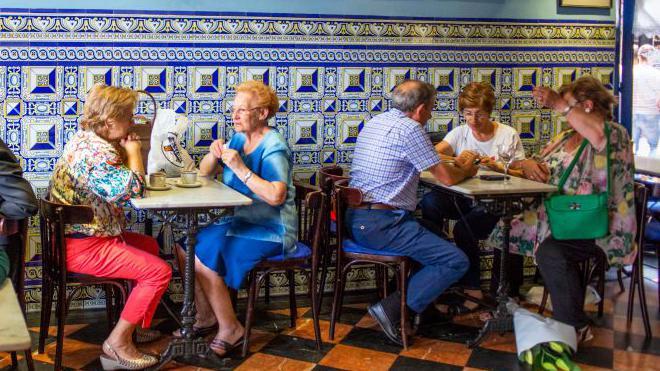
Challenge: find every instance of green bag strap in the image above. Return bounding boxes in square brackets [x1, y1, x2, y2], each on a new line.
[556, 122, 610, 194]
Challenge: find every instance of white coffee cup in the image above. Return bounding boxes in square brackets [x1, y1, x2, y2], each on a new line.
[148, 172, 167, 188]
[180, 170, 198, 185]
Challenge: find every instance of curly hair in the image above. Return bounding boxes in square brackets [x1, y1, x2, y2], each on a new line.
[80, 84, 138, 135]
[458, 82, 496, 114]
[235, 80, 279, 120]
[559, 75, 617, 121]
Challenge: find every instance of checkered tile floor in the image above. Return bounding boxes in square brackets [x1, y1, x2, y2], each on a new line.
[2, 273, 659, 371]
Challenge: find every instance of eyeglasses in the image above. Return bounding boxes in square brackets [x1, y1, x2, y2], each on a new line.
[462, 110, 490, 119]
[231, 106, 263, 115]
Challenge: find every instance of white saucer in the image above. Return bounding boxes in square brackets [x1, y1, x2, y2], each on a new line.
[146, 184, 172, 191]
[174, 180, 203, 188]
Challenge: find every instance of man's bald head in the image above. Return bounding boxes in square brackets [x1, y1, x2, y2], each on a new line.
[392, 80, 437, 113]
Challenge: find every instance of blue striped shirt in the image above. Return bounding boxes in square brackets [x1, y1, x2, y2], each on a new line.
[349, 109, 440, 211]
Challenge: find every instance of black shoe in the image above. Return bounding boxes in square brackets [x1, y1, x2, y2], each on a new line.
[368, 301, 404, 346]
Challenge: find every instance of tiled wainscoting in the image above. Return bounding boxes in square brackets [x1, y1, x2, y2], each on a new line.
[0, 9, 615, 310]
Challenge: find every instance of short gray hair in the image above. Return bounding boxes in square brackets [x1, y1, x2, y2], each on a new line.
[391, 80, 437, 113]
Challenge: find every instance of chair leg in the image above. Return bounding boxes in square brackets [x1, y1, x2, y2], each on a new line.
[634, 254, 652, 338]
[55, 285, 68, 370]
[308, 268, 322, 350]
[242, 270, 258, 358]
[229, 288, 238, 314]
[597, 259, 605, 318]
[317, 248, 331, 311]
[10, 351, 18, 367]
[287, 270, 297, 328]
[617, 268, 626, 293]
[375, 265, 384, 299]
[24, 349, 35, 371]
[38, 279, 53, 353]
[538, 287, 549, 314]
[399, 261, 409, 350]
[104, 284, 114, 332]
[264, 272, 271, 305]
[627, 263, 637, 324]
[329, 264, 347, 341]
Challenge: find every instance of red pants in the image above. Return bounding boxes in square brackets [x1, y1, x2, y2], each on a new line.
[65, 232, 171, 328]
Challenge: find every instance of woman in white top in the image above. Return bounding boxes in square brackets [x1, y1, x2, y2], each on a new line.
[420, 82, 528, 315]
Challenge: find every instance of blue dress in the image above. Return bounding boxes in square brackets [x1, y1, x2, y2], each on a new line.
[195, 129, 298, 289]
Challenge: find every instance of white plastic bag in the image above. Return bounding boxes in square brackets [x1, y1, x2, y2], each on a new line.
[147, 109, 196, 176]
[524, 285, 601, 311]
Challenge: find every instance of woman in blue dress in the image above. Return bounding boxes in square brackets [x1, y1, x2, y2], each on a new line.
[182, 80, 297, 356]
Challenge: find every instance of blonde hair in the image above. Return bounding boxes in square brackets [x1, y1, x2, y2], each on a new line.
[80, 84, 138, 135]
[559, 75, 617, 121]
[458, 82, 496, 114]
[235, 80, 279, 120]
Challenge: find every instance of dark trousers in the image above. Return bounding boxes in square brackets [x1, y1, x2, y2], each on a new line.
[420, 190, 501, 290]
[346, 208, 469, 313]
[535, 236, 601, 328]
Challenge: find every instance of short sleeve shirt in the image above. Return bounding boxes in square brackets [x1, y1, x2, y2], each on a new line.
[443, 122, 526, 161]
[349, 109, 440, 211]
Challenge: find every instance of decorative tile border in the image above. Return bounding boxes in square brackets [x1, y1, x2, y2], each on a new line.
[0, 11, 615, 48]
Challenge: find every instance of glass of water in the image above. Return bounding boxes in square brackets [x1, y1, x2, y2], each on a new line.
[497, 143, 515, 182]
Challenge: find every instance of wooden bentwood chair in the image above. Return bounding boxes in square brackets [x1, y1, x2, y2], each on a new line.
[626, 182, 652, 338]
[38, 198, 129, 371]
[329, 179, 411, 349]
[241, 184, 329, 357]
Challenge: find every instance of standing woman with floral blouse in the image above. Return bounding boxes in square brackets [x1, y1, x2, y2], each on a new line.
[489, 76, 636, 343]
[49, 85, 171, 370]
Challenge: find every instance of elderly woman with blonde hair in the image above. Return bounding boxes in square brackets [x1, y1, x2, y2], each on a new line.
[175, 80, 297, 356]
[49, 84, 171, 369]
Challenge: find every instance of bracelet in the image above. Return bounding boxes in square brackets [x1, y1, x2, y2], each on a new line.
[560, 103, 575, 117]
[243, 170, 253, 184]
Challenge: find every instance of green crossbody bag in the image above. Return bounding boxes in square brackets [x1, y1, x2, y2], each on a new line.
[544, 123, 610, 240]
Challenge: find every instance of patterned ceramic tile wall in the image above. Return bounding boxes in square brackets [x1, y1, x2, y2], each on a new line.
[0, 9, 615, 310]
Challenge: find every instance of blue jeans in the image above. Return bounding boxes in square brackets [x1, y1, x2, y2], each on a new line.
[346, 208, 469, 313]
[633, 114, 659, 156]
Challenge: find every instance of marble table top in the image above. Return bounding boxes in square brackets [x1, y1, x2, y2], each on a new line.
[131, 176, 252, 210]
[420, 170, 557, 197]
[0, 280, 31, 352]
[635, 155, 659, 177]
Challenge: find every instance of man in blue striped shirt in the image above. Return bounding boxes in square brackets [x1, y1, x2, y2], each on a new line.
[348, 80, 477, 345]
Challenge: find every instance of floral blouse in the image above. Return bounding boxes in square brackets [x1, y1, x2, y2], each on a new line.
[49, 130, 145, 237]
[488, 122, 636, 267]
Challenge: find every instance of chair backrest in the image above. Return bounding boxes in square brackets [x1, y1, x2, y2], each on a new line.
[294, 183, 328, 265]
[39, 198, 94, 284]
[332, 179, 363, 249]
[318, 165, 348, 192]
[634, 182, 649, 250]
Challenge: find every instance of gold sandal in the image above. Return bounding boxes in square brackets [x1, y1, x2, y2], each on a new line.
[100, 342, 158, 370]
